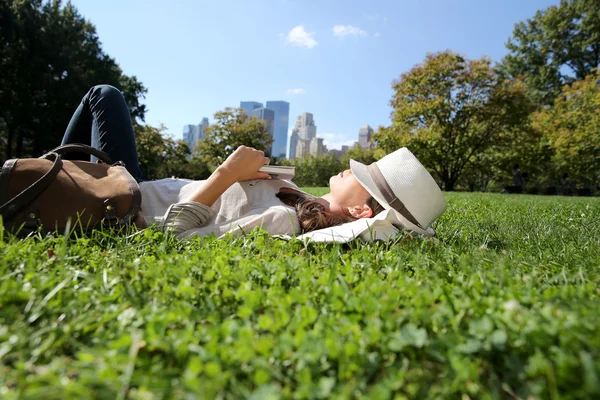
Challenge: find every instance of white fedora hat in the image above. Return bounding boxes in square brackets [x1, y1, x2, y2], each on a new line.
[350, 147, 447, 237]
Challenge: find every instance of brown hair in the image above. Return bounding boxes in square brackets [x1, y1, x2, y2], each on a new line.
[276, 189, 384, 233]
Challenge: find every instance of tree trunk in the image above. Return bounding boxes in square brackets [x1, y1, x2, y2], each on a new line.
[15, 130, 23, 158]
[32, 132, 42, 156]
[441, 170, 455, 191]
[5, 125, 14, 160]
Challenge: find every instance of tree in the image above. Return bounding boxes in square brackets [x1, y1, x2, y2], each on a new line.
[374, 51, 534, 191]
[281, 153, 342, 187]
[0, 0, 147, 159]
[134, 124, 207, 180]
[531, 70, 600, 189]
[498, 0, 600, 105]
[340, 143, 378, 167]
[197, 108, 273, 170]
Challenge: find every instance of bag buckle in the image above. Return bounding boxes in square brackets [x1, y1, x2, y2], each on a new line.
[24, 209, 40, 230]
[103, 199, 117, 221]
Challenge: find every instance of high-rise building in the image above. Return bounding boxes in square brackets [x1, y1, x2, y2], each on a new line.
[358, 124, 374, 149]
[183, 124, 198, 152]
[182, 118, 210, 155]
[309, 137, 326, 156]
[296, 113, 317, 141]
[295, 139, 308, 159]
[198, 118, 209, 141]
[240, 101, 263, 115]
[241, 101, 289, 158]
[290, 112, 317, 159]
[249, 107, 275, 155]
[289, 131, 300, 159]
[266, 101, 290, 159]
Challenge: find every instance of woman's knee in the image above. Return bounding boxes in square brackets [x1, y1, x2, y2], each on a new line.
[91, 84, 123, 98]
[87, 84, 127, 110]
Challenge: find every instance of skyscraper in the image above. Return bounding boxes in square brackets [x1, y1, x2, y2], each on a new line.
[183, 124, 198, 152]
[249, 107, 275, 155]
[290, 113, 317, 159]
[182, 118, 210, 155]
[265, 101, 290, 159]
[240, 101, 263, 115]
[309, 137, 326, 156]
[198, 117, 209, 141]
[359, 124, 374, 149]
[289, 131, 300, 160]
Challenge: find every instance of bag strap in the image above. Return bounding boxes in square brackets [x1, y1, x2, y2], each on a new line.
[48, 144, 113, 164]
[0, 152, 63, 221]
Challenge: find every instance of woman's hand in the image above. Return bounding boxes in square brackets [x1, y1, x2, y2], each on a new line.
[183, 146, 271, 207]
[217, 146, 271, 182]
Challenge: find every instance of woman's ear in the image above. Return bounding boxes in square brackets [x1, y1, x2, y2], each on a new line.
[349, 205, 373, 219]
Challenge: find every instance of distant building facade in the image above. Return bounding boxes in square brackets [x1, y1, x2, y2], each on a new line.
[329, 145, 350, 160]
[358, 124, 374, 149]
[249, 107, 275, 154]
[240, 101, 289, 158]
[182, 124, 196, 151]
[290, 112, 317, 159]
[182, 117, 210, 155]
[289, 131, 299, 159]
[309, 137, 326, 156]
[266, 101, 290, 159]
[240, 101, 263, 115]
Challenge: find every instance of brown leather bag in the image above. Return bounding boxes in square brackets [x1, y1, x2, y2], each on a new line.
[0, 144, 141, 236]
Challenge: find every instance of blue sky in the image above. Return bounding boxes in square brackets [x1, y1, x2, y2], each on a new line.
[70, 0, 558, 154]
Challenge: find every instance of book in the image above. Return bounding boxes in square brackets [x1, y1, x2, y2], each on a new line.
[259, 165, 295, 180]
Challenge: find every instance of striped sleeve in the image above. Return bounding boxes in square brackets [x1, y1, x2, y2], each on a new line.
[161, 202, 213, 236]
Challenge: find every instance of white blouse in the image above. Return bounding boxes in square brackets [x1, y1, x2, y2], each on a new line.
[138, 178, 301, 239]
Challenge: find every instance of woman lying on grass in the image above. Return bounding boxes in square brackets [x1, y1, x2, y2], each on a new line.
[62, 85, 447, 238]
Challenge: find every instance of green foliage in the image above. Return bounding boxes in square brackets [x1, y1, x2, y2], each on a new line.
[135, 124, 210, 181]
[1, 192, 599, 398]
[197, 108, 273, 171]
[340, 143, 378, 168]
[280, 153, 342, 186]
[0, 0, 147, 159]
[498, 0, 600, 105]
[375, 51, 534, 191]
[532, 70, 600, 188]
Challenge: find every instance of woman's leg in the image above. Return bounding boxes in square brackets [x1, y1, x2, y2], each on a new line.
[61, 85, 143, 180]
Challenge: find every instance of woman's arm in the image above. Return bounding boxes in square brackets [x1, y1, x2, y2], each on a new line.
[183, 146, 271, 206]
[173, 206, 299, 239]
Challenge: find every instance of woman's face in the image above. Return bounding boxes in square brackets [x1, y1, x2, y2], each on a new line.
[322, 169, 373, 218]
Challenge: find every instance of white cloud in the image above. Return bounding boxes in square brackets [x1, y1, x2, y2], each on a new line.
[374, 32, 381, 38]
[285, 25, 318, 49]
[320, 133, 357, 150]
[333, 25, 367, 38]
[286, 88, 306, 95]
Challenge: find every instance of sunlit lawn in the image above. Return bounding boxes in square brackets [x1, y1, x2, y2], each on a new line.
[1, 191, 599, 399]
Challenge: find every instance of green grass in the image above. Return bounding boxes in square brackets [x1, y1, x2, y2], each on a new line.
[1, 191, 599, 399]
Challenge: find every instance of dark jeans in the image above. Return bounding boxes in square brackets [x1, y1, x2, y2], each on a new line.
[61, 85, 143, 181]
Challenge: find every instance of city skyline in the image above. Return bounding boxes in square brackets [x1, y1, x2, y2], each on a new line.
[68, 0, 559, 153]
[182, 108, 374, 160]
